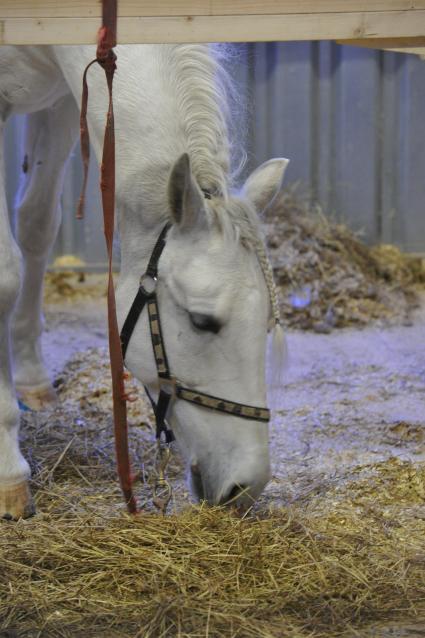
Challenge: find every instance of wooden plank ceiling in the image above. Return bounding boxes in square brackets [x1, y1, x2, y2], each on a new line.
[0, 1, 424, 57]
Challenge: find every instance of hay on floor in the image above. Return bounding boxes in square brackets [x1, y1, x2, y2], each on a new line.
[1, 464, 424, 638]
[1, 348, 425, 638]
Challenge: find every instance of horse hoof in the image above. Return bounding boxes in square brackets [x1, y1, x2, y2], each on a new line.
[0, 481, 36, 521]
[16, 382, 57, 411]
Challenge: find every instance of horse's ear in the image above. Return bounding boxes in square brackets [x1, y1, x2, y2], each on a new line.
[242, 158, 289, 212]
[168, 153, 206, 231]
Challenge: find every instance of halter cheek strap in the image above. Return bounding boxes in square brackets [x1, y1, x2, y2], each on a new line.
[120, 223, 175, 443]
[120, 223, 271, 444]
[120, 223, 171, 362]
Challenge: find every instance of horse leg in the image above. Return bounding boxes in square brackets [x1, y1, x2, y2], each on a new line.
[11, 94, 79, 410]
[0, 115, 35, 519]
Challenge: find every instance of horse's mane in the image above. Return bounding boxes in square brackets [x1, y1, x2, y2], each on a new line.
[167, 45, 260, 247]
[167, 44, 245, 201]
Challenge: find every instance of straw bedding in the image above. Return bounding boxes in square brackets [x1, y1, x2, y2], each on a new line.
[264, 189, 425, 331]
[1, 347, 424, 637]
[1, 488, 424, 638]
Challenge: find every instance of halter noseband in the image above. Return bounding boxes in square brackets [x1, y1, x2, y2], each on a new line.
[120, 223, 271, 443]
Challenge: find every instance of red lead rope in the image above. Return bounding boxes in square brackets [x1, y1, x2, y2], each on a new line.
[78, 1, 138, 514]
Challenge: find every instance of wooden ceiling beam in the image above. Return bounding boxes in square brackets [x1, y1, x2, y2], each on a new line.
[338, 37, 425, 58]
[1, 2, 424, 46]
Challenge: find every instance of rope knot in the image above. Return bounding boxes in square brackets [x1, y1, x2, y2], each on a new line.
[97, 48, 117, 73]
[96, 26, 117, 63]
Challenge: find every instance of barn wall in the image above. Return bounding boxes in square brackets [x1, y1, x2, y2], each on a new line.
[233, 42, 425, 253]
[4, 42, 425, 265]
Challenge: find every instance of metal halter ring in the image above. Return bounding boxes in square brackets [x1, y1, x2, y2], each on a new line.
[152, 441, 172, 514]
[139, 273, 157, 295]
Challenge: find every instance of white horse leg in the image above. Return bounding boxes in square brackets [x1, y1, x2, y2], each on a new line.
[0, 117, 34, 519]
[11, 94, 79, 410]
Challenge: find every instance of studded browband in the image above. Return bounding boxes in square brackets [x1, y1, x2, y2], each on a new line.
[120, 222, 271, 443]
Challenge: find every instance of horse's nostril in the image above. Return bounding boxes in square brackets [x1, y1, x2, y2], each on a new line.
[191, 463, 201, 476]
[223, 483, 249, 505]
[190, 464, 204, 501]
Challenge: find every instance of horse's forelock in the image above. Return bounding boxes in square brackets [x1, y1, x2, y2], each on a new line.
[205, 195, 262, 252]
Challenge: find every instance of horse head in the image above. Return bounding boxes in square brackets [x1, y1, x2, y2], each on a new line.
[123, 153, 289, 508]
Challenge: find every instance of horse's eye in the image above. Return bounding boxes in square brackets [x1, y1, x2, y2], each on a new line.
[189, 312, 222, 334]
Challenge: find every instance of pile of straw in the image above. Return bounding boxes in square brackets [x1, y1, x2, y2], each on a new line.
[265, 189, 425, 330]
[1, 349, 424, 637]
[1, 465, 424, 637]
[44, 272, 107, 304]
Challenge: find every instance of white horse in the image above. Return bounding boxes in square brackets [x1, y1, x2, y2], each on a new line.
[0, 44, 288, 519]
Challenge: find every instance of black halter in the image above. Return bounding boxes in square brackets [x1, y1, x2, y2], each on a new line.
[120, 223, 270, 443]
